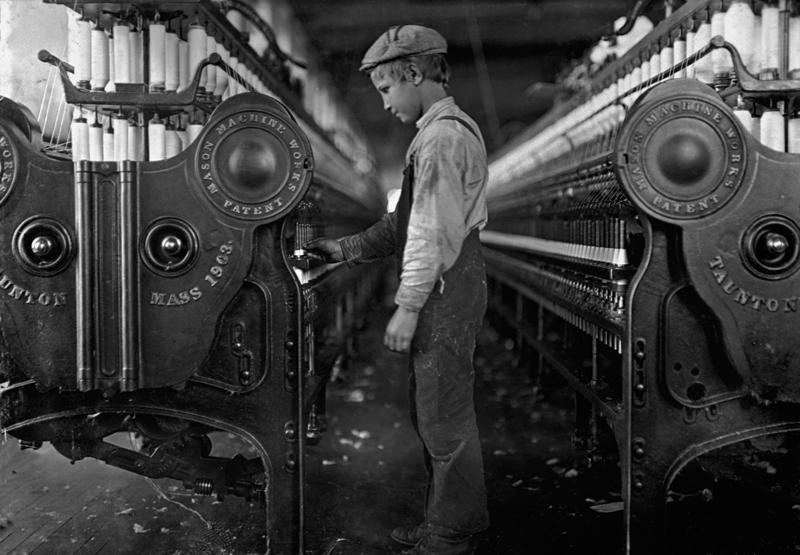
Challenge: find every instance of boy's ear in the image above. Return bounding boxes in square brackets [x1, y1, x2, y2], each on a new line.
[404, 63, 424, 86]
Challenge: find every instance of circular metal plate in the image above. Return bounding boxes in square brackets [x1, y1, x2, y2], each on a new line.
[195, 95, 314, 223]
[616, 80, 747, 222]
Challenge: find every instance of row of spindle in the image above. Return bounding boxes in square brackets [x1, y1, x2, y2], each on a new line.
[68, 14, 256, 98]
[62, 7, 372, 171]
[490, 1, 800, 190]
[70, 107, 207, 162]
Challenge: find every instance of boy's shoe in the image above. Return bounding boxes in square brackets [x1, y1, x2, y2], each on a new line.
[400, 533, 476, 555]
[390, 523, 426, 546]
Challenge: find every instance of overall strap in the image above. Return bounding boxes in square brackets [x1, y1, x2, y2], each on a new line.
[435, 115, 480, 141]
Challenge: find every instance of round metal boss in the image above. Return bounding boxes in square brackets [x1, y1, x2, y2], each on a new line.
[141, 218, 199, 276]
[12, 217, 73, 276]
[616, 82, 746, 222]
[195, 102, 314, 223]
[741, 215, 800, 280]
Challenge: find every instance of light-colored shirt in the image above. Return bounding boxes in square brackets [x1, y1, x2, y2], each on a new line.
[339, 96, 488, 311]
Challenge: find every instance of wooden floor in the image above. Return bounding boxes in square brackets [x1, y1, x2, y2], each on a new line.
[0, 435, 265, 554]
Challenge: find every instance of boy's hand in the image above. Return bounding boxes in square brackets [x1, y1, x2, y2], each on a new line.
[304, 238, 344, 263]
[384, 306, 419, 353]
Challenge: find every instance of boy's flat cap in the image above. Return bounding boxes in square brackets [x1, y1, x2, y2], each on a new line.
[360, 25, 447, 71]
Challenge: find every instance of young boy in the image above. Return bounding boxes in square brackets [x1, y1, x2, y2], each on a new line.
[306, 25, 489, 555]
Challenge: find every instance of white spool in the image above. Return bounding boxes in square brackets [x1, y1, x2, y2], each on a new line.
[127, 121, 143, 161]
[790, 16, 800, 76]
[215, 44, 229, 98]
[103, 122, 115, 161]
[761, 109, 785, 152]
[90, 26, 109, 91]
[711, 11, 732, 76]
[186, 122, 203, 145]
[228, 56, 240, 96]
[70, 110, 89, 161]
[113, 115, 129, 161]
[724, 0, 755, 70]
[188, 24, 207, 91]
[761, 6, 781, 76]
[753, 14, 763, 75]
[693, 20, 713, 83]
[685, 29, 695, 78]
[165, 125, 182, 158]
[88, 118, 103, 161]
[148, 115, 166, 161]
[70, 17, 91, 88]
[148, 22, 166, 92]
[226, 10, 245, 32]
[734, 108, 753, 135]
[178, 39, 189, 90]
[751, 115, 761, 142]
[649, 49, 661, 81]
[206, 35, 217, 94]
[165, 31, 179, 92]
[660, 43, 674, 76]
[640, 58, 650, 84]
[113, 23, 131, 84]
[106, 36, 116, 92]
[631, 65, 642, 91]
[788, 118, 800, 153]
[673, 37, 686, 79]
[176, 129, 188, 150]
[128, 29, 143, 83]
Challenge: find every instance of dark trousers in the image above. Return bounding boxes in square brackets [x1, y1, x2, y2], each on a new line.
[408, 230, 489, 537]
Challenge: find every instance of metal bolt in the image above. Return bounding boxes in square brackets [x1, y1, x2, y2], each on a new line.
[31, 236, 54, 256]
[161, 235, 182, 255]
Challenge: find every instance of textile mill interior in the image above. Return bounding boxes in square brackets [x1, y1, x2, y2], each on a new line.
[3, 0, 800, 553]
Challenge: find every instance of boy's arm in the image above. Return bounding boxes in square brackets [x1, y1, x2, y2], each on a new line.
[338, 211, 398, 265]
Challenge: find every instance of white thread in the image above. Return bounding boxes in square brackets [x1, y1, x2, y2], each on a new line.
[186, 122, 204, 145]
[103, 121, 114, 161]
[165, 126, 182, 158]
[790, 16, 800, 74]
[693, 21, 713, 83]
[88, 118, 103, 161]
[178, 38, 189, 91]
[113, 23, 130, 84]
[70, 108, 89, 161]
[106, 36, 116, 92]
[788, 118, 800, 153]
[188, 24, 207, 90]
[90, 25, 109, 91]
[725, 0, 755, 71]
[148, 22, 166, 91]
[215, 43, 229, 97]
[128, 28, 143, 83]
[127, 120, 143, 161]
[148, 115, 166, 161]
[673, 38, 686, 79]
[761, 110, 784, 152]
[206, 35, 217, 94]
[711, 11, 732, 75]
[762, 6, 781, 75]
[165, 31, 179, 92]
[113, 115, 128, 161]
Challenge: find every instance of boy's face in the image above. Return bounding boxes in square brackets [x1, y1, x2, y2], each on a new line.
[370, 69, 422, 125]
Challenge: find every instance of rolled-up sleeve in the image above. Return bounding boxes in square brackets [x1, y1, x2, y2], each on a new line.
[338, 211, 398, 266]
[394, 127, 467, 311]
